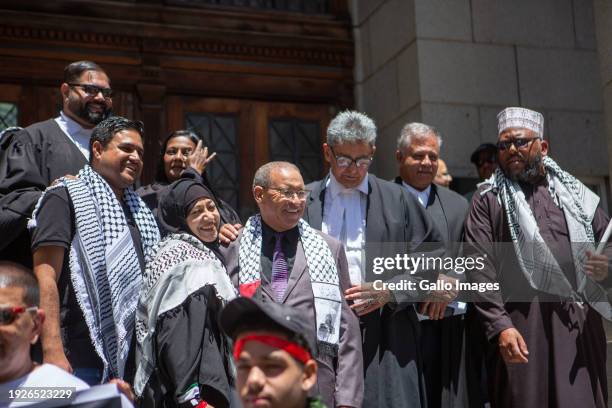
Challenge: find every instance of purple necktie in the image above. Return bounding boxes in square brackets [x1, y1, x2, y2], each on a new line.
[272, 232, 289, 302]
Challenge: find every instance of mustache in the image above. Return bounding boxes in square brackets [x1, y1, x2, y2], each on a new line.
[507, 153, 544, 182]
[507, 151, 525, 161]
[69, 96, 111, 125]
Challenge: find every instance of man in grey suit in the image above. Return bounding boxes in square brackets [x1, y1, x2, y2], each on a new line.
[394, 122, 478, 408]
[303, 111, 442, 408]
[221, 161, 363, 408]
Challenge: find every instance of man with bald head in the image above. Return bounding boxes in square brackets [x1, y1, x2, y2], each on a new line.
[221, 161, 363, 408]
[464, 107, 611, 408]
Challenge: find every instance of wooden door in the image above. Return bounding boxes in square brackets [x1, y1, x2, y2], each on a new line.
[0, 84, 21, 129]
[167, 96, 332, 218]
[0, 84, 53, 129]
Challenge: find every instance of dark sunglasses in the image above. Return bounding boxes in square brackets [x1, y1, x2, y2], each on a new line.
[0, 305, 38, 325]
[497, 137, 541, 151]
[68, 83, 113, 99]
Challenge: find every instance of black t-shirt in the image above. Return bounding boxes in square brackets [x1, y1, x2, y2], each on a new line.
[31, 187, 145, 370]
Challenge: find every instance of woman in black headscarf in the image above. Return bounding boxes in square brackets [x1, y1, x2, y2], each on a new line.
[137, 130, 241, 235]
[135, 178, 238, 408]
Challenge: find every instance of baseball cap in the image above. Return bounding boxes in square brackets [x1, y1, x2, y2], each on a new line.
[220, 297, 317, 358]
[470, 143, 497, 165]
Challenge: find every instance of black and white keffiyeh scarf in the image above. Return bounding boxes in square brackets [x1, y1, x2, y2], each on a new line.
[238, 215, 342, 356]
[29, 165, 160, 381]
[482, 156, 612, 320]
[134, 232, 236, 397]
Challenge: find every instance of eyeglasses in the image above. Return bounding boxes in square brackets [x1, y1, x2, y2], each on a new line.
[497, 137, 541, 151]
[68, 83, 113, 99]
[329, 146, 373, 169]
[0, 305, 38, 325]
[267, 188, 310, 200]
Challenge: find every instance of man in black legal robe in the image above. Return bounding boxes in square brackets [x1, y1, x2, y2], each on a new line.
[303, 110, 442, 408]
[464, 107, 611, 408]
[0, 60, 112, 267]
[394, 122, 476, 408]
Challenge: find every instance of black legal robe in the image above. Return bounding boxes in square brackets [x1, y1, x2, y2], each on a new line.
[304, 173, 443, 408]
[393, 178, 481, 408]
[0, 119, 87, 267]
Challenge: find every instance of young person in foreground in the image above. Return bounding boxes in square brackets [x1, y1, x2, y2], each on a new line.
[220, 296, 327, 408]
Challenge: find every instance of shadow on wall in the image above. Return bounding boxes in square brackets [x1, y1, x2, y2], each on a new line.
[449, 177, 479, 196]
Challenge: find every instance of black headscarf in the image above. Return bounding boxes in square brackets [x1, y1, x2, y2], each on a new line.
[159, 179, 223, 258]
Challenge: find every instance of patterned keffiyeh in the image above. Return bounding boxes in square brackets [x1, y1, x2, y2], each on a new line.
[481, 156, 612, 320]
[134, 232, 237, 397]
[238, 215, 343, 356]
[29, 165, 160, 381]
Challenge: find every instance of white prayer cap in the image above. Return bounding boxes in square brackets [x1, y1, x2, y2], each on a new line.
[497, 107, 544, 137]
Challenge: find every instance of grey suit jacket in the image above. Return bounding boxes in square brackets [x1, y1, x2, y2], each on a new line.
[221, 227, 364, 408]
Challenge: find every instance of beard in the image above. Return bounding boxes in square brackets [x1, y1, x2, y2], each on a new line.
[67, 95, 112, 125]
[506, 152, 544, 183]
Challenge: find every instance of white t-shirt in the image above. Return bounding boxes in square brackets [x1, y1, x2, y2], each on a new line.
[0, 364, 88, 407]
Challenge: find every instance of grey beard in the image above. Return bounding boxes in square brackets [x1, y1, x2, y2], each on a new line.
[507, 154, 544, 183]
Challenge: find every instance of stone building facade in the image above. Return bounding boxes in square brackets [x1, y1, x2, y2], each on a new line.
[352, 0, 611, 204]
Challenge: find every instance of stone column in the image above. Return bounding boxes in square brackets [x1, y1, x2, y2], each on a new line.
[594, 0, 612, 203]
[593, 0, 612, 397]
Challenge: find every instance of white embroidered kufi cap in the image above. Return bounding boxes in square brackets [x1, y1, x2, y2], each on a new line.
[497, 107, 544, 137]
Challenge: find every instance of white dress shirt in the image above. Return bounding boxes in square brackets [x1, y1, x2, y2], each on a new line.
[402, 181, 431, 208]
[54, 111, 93, 160]
[322, 172, 368, 286]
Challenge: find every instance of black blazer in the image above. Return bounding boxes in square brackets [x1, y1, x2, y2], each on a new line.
[304, 173, 446, 408]
[304, 173, 443, 303]
[394, 177, 471, 289]
[393, 177, 469, 251]
[305, 174, 442, 244]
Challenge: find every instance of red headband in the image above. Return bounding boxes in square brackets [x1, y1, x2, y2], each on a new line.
[233, 334, 312, 365]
